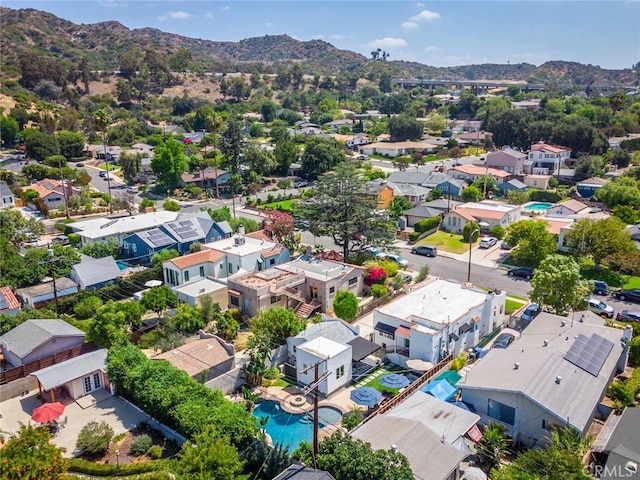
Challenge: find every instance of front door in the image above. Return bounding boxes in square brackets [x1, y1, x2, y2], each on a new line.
[83, 372, 102, 394]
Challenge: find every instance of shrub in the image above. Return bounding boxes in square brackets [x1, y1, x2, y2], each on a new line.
[341, 409, 364, 430]
[76, 420, 114, 455]
[408, 232, 420, 242]
[378, 259, 398, 278]
[147, 445, 163, 459]
[68, 458, 162, 476]
[371, 284, 388, 298]
[365, 266, 387, 286]
[74, 296, 103, 320]
[332, 290, 359, 320]
[162, 199, 180, 211]
[416, 265, 430, 283]
[463, 222, 480, 242]
[450, 354, 468, 371]
[414, 216, 440, 234]
[130, 434, 153, 456]
[263, 366, 280, 380]
[490, 225, 505, 240]
[67, 233, 81, 245]
[629, 336, 640, 366]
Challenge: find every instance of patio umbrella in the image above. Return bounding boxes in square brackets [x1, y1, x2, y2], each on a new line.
[31, 402, 65, 423]
[406, 358, 434, 372]
[350, 387, 382, 407]
[144, 280, 163, 288]
[379, 374, 410, 389]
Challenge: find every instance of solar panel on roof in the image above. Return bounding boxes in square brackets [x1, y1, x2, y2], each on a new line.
[564, 333, 614, 377]
[179, 221, 193, 227]
[180, 231, 199, 239]
[167, 222, 179, 229]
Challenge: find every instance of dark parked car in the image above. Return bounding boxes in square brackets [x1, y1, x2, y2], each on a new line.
[76, 162, 84, 168]
[507, 267, 534, 280]
[617, 310, 640, 322]
[493, 332, 515, 348]
[613, 289, 640, 303]
[592, 281, 608, 295]
[410, 245, 437, 257]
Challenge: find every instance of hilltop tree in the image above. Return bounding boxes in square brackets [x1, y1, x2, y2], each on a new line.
[296, 162, 396, 260]
[151, 136, 188, 188]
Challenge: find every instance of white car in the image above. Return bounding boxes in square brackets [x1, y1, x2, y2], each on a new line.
[587, 298, 615, 318]
[479, 237, 498, 249]
[382, 253, 409, 267]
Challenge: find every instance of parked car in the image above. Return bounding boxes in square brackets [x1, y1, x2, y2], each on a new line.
[507, 267, 534, 280]
[365, 246, 383, 257]
[592, 280, 609, 295]
[479, 237, 498, 249]
[399, 272, 413, 284]
[410, 245, 437, 257]
[587, 298, 615, 318]
[52, 235, 70, 246]
[521, 303, 541, 322]
[500, 241, 511, 250]
[76, 162, 84, 168]
[617, 310, 640, 322]
[382, 253, 409, 267]
[293, 180, 309, 188]
[612, 289, 640, 303]
[126, 186, 139, 193]
[493, 332, 515, 349]
[99, 170, 107, 177]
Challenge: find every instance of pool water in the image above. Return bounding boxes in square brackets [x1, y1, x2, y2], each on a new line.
[523, 202, 553, 212]
[252, 400, 342, 452]
[116, 261, 131, 270]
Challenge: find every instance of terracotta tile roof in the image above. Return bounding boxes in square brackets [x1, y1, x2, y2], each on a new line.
[246, 230, 272, 241]
[542, 219, 572, 235]
[168, 249, 225, 269]
[0, 287, 20, 311]
[154, 337, 232, 377]
[262, 246, 283, 258]
[451, 165, 510, 178]
[530, 142, 571, 153]
[451, 207, 510, 221]
[447, 209, 476, 222]
[578, 177, 607, 185]
[396, 326, 411, 337]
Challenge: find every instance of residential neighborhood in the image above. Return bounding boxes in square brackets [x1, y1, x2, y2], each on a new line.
[1, 6, 639, 479]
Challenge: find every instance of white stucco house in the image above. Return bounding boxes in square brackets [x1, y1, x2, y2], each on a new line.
[296, 336, 352, 396]
[443, 201, 521, 234]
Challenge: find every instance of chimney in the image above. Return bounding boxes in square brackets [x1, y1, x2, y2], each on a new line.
[543, 339, 549, 347]
[555, 376, 562, 384]
[238, 225, 245, 236]
[618, 325, 634, 372]
[514, 362, 520, 370]
[391, 444, 397, 453]
[561, 320, 566, 327]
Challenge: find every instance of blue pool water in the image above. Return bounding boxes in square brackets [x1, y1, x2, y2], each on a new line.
[252, 400, 343, 452]
[523, 202, 553, 212]
[116, 261, 131, 270]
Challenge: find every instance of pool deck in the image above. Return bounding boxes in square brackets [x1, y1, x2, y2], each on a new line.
[257, 385, 351, 415]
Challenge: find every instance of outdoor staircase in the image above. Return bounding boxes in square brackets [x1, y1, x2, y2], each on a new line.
[295, 302, 318, 319]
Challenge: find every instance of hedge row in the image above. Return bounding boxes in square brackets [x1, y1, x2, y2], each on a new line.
[414, 216, 440, 234]
[68, 458, 168, 476]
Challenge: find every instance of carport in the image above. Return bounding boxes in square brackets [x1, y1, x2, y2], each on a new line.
[348, 336, 384, 363]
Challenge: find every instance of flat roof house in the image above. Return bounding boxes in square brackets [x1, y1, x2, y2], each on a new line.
[16, 277, 78, 309]
[296, 336, 352, 396]
[459, 312, 631, 447]
[373, 278, 506, 366]
[0, 319, 85, 368]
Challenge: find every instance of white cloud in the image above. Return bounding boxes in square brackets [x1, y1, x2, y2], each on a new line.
[265, 22, 273, 27]
[313, 35, 325, 40]
[98, 1, 128, 7]
[401, 21, 419, 30]
[156, 11, 192, 20]
[204, 11, 214, 19]
[416, 2, 425, 6]
[330, 34, 344, 40]
[220, 5, 230, 11]
[411, 9, 440, 21]
[424, 45, 440, 52]
[366, 37, 408, 49]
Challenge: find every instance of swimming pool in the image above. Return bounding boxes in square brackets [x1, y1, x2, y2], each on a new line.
[252, 400, 342, 452]
[523, 202, 554, 212]
[116, 261, 132, 270]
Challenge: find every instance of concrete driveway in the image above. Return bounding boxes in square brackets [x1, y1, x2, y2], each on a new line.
[0, 390, 146, 457]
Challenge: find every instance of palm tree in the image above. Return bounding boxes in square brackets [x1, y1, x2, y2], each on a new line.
[38, 103, 70, 219]
[227, 173, 243, 218]
[242, 386, 261, 412]
[205, 112, 225, 199]
[92, 109, 113, 213]
[476, 422, 508, 469]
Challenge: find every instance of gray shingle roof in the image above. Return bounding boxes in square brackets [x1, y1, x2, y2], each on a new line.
[351, 416, 466, 480]
[388, 171, 432, 186]
[30, 349, 107, 390]
[0, 181, 13, 198]
[0, 319, 85, 359]
[460, 312, 625, 431]
[423, 199, 463, 211]
[71, 255, 122, 289]
[217, 221, 233, 235]
[272, 465, 336, 480]
[404, 205, 443, 218]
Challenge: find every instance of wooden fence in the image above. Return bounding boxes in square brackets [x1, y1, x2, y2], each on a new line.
[363, 353, 454, 421]
[0, 342, 97, 385]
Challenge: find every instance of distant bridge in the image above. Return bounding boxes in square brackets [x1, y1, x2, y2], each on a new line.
[393, 78, 636, 93]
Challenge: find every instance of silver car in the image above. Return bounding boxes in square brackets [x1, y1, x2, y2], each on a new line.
[587, 298, 615, 318]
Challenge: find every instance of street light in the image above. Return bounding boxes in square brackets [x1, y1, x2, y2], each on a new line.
[466, 223, 480, 283]
[115, 449, 120, 469]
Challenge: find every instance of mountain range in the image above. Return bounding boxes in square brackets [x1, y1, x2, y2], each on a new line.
[1, 7, 638, 86]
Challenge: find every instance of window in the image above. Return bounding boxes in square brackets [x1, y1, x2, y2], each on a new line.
[404, 338, 410, 348]
[271, 296, 278, 304]
[335, 365, 345, 379]
[230, 295, 239, 307]
[488, 399, 515, 425]
[348, 277, 358, 286]
[220, 263, 223, 270]
[329, 286, 335, 294]
[184, 271, 189, 282]
[200, 266, 205, 277]
[132, 244, 137, 253]
[124, 243, 129, 251]
[269, 258, 275, 265]
[228, 263, 233, 274]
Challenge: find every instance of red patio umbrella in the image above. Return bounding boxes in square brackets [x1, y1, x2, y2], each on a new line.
[31, 402, 65, 423]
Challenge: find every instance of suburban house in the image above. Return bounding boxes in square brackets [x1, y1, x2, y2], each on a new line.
[388, 171, 433, 187]
[436, 177, 467, 198]
[404, 205, 445, 228]
[287, 317, 360, 364]
[360, 141, 437, 157]
[497, 179, 529, 195]
[70, 255, 122, 290]
[459, 312, 631, 447]
[345, 133, 370, 149]
[485, 148, 528, 175]
[576, 177, 608, 198]
[16, 278, 78, 309]
[545, 199, 591, 217]
[390, 183, 430, 205]
[443, 201, 522, 234]
[121, 213, 233, 262]
[511, 99, 541, 110]
[0, 319, 85, 368]
[296, 336, 352, 396]
[154, 332, 235, 382]
[527, 142, 572, 175]
[523, 174, 551, 190]
[181, 167, 230, 191]
[372, 278, 506, 366]
[449, 165, 511, 184]
[365, 180, 396, 209]
[590, 407, 640, 479]
[172, 276, 228, 307]
[31, 348, 110, 402]
[273, 465, 336, 480]
[423, 198, 463, 213]
[325, 118, 354, 131]
[0, 181, 15, 209]
[454, 130, 488, 145]
[0, 287, 20, 316]
[164, 249, 226, 285]
[24, 179, 78, 210]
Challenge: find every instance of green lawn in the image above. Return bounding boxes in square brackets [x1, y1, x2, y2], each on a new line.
[624, 277, 640, 289]
[259, 199, 294, 212]
[95, 163, 119, 172]
[417, 230, 476, 254]
[505, 298, 527, 315]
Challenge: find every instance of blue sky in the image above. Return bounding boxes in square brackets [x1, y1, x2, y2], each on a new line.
[4, 1, 639, 69]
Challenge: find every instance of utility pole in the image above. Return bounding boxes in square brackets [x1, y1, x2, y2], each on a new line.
[301, 360, 331, 467]
[39, 248, 60, 315]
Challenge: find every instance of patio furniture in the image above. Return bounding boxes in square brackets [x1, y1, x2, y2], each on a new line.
[350, 387, 383, 407]
[32, 402, 65, 423]
[58, 415, 68, 429]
